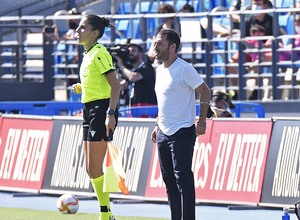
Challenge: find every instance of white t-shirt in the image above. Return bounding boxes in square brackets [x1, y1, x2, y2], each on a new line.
[155, 58, 204, 135]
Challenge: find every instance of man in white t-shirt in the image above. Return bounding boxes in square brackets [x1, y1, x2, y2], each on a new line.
[151, 28, 211, 220]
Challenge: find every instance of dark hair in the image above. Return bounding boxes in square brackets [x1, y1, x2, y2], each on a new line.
[250, 24, 265, 33]
[212, 91, 235, 108]
[254, 0, 272, 7]
[128, 43, 143, 53]
[85, 15, 113, 39]
[157, 3, 176, 13]
[157, 28, 181, 52]
[180, 3, 194, 12]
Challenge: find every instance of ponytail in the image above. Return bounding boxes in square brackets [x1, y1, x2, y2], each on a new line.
[85, 14, 114, 39]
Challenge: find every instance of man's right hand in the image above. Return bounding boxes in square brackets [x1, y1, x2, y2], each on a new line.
[151, 126, 158, 143]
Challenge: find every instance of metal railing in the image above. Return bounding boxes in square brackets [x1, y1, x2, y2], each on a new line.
[0, 8, 300, 101]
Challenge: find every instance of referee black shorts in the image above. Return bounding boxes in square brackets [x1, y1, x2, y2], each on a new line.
[82, 99, 118, 142]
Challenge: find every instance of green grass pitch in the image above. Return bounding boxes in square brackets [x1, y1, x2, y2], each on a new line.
[0, 207, 168, 220]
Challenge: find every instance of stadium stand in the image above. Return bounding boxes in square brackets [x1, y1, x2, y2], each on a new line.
[0, 0, 300, 104]
[118, 2, 133, 14]
[23, 32, 44, 81]
[134, 1, 152, 13]
[280, 0, 295, 8]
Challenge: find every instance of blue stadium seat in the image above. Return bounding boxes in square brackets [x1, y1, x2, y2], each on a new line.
[212, 6, 231, 27]
[275, 0, 283, 7]
[225, 0, 235, 8]
[176, 0, 188, 11]
[279, 14, 294, 45]
[116, 19, 142, 39]
[147, 2, 159, 38]
[212, 0, 222, 8]
[118, 2, 132, 14]
[279, 13, 290, 28]
[285, 15, 295, 35]
[119, 106, 158, 118]
[164, 1, 175, 6]
[116, 19, 130, 38]
[202, 0, 216, 11]
[193, 0, 202, 12]
[150, 1, 159, 13]
[219, 16, 231, 29]
[233, 102, 265, 118]
[281, 0, 294, 7]
[212, 53, 224, 75]
[196, 102, 265, 118]
[134, 1, 151, 13]
[132, 19, 142, 39]
[145, 17, 157, 38]
[191, 0, 202, 12]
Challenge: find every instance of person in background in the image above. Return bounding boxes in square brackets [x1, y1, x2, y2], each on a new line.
[151, 28, 211, 220]
[48, 8, 81, 76]
[49, 8, 81, 41]
[231, 24, 267, 69]
[51, 9, 69, 39]
[229, 0, 273, 31]
[114, 43, 157, 107]
[62, 8, 81, 40]
[179, 3, 207, 49]
[210, 91, 235, 117]
[64, 8, 81, 77]
[245, 24, 289, 65]
[227, 0, 281, 99]
[228, 0, 252, 31]
[245, 0, 275, 36]
[72, 14, 120, 220]
[179, 2, 194, 12]
[147, 3, 176, 63]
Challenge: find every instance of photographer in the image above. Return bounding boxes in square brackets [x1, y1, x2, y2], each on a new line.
[210, 91, 235, 118]
[113, 43, 157, 107]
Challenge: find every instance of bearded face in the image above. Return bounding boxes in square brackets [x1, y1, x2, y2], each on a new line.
[128, 53, 138, 63]
[128, 46, 140, 64]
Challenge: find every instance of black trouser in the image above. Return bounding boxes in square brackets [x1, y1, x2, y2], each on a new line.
[157, 125, 196, 220]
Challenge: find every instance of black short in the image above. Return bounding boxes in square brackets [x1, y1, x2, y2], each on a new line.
[82, 99, 118, 142]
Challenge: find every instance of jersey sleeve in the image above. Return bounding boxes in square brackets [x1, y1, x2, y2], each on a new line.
[95, 48, 115, 75]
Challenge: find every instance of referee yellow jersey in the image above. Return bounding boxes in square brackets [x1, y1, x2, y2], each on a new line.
[80, 43, 114, 103]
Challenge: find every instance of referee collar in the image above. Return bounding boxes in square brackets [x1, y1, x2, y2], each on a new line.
[85, 42, 99, 54]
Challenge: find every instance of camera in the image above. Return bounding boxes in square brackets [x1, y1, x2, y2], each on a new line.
[108, 38, 133, 69]
[108, 44, 129, 64]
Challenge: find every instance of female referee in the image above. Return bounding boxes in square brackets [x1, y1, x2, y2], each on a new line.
[73, 14, 120, 220]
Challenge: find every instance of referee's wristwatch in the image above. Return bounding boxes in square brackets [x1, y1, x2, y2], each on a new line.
[106, 108, 115, 116]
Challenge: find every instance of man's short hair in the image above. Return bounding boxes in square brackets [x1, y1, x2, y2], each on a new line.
[157, 28, 181, 52]
[128, 43, 143, 53]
